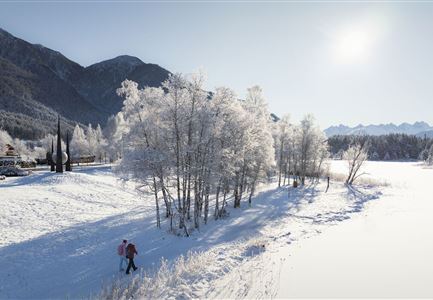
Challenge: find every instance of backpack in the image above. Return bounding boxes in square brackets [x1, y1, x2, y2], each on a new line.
[117, 244, 124, 256]
[125, 244, 133, 258]
[125, 244, 135, 258]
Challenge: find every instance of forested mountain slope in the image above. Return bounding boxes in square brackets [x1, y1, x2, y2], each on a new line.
[0, 28, 170, 139]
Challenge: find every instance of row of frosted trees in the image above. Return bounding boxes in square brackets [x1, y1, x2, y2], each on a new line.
[110, 73, 330, 234]
[0, 123, 107, 164]
[274, 114, 329, 187]
[70, 124, 107, 162]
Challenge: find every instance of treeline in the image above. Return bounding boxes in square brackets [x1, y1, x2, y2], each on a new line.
[0, 123, 108, 164]
[0, 110, 76, 140]
[274, 115, 328, 186]
[328, 134, 433, 161]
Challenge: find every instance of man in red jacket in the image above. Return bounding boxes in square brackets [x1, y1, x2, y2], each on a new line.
[125, 243, 138, 274]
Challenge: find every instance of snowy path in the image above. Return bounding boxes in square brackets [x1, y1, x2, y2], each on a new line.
[207, 161, 433, 298]
[0, 163, 382, 299]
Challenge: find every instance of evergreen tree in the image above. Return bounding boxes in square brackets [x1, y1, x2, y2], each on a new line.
[55, 116, 63, 173]
[65, 131, 72, 171]
[50, 139, 55, 172]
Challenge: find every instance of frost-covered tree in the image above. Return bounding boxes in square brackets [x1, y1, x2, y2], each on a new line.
[83, 123, 108, 161]
[39, 134, 65, 154]
[86, 124, 98, 158]
[32, 146, 48, 160]
[232, 85, 275, 207]
[274, 114, 292, 187]
[273, 114, 329, 186]
[0, 129, 12, 153]
[292, 115, 328, 185]
[116, 80, 168, 229]
[344, 137, 369, 185]
[12, 138, 31, 159]
[71, 124, 88, 160]
[105, 113, 127, 161]
[297, 115, 315, 185]
[115, 73, 276, 234]
[94, 124, 108, 162]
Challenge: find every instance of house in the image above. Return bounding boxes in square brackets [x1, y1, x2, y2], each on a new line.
[4, 144, 18, 156]
[0, 144, 21, 167]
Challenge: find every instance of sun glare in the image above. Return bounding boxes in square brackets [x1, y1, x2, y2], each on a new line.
[330, 14, 387, 65]
[335, 28, 371, 63]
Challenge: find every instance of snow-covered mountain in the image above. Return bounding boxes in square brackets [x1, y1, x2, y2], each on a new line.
[325, 122, 433, 137]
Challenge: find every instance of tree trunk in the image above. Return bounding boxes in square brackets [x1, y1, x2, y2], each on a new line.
[220, 185, 228, 217]
[174, 96, 184, 230]
[204, 170, 211, 224]
[152, 177, 161, 228]
[194, 177, 200, 229]
[187, 173, 191, 220]
[237, 163, 247, 207]
[249, 164, 261, 206]
[214, 179, 221, 219]
[233, 172, 240, 208]
[159, 176, 170, 218]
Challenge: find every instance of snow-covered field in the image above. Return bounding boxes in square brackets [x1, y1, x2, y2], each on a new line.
[208, 161, 433, 299]
[0, 161, 432, 298]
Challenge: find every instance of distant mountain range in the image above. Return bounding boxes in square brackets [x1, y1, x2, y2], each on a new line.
[325, 122, 433, 138]
[0, 28, 170, 139]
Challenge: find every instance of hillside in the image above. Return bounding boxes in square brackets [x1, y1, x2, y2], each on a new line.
[73, 55, 169, 116]
[0, 28, 170, 139]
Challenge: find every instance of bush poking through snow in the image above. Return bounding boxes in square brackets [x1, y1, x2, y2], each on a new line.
[243, 243, 266, 257]
[330, 172, 389, 187]
[98, 238, 268, 300]
[99, 251, 217, 300]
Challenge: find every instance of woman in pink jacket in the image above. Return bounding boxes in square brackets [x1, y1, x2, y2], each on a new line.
[117, 240, 128, 271]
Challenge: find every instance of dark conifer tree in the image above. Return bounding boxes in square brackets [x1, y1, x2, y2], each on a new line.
[65, 131, 72, 171]
[50, 139, 55, 172]
[55, 116, 63, 173]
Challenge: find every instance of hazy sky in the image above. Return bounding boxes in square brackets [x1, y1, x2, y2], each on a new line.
[1, 1, 432, 128]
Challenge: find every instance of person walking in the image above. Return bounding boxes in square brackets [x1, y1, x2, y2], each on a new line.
[117, 240, 128, 272]
[125, 243, 138, 274]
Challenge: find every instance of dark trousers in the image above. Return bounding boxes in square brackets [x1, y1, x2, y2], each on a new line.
[126, 257, 137, 274]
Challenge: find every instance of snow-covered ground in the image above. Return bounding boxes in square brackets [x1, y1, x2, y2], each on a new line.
[0, 161, 432, 298]
[207, 161, 433, 299]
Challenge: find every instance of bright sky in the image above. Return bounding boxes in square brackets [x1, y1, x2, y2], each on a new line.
[1, 1, 433, 129]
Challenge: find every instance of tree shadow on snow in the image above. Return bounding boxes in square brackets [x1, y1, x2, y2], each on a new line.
[0, 171, 54, 187]
[287, 183, 381, 225]
[71, 165, 112, 175]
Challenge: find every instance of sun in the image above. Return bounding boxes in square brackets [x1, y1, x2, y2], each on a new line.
[329, 15, 386, 65]
[335, 28, 371, 63]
